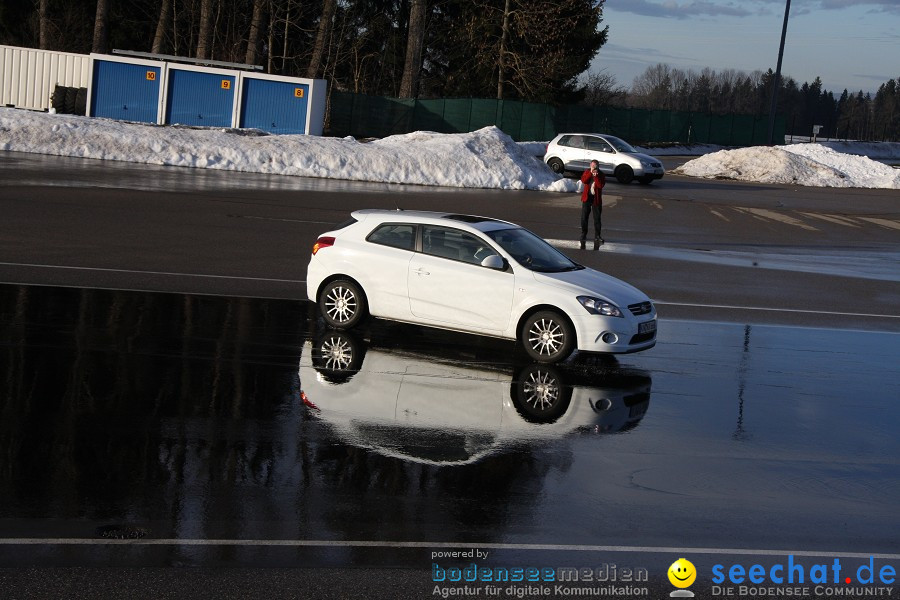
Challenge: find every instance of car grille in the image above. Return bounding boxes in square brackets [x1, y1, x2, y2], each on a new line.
[628, 301, 652, 316]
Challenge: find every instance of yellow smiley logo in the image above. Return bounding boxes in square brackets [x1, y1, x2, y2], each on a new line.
[668, 558, 697, 588]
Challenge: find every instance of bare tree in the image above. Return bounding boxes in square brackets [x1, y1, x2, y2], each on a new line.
[399, 0, 428, 98]
[307, 0, 336, 79]
[38, 0, 51, 49]
[92, 0, 110, 53]
[582, 70, 626, 106]
[196, 0, 214, 59]
[245, 0, 268, 65]
[151, 0, 172, 54]
[496, 0, 511, 99]
[629, 63, 674, 109]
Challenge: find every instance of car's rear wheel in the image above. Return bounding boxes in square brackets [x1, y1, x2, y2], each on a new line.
[547, 158, 564, 174]
[614, 165, 634, 184]
[312, 329, 365, 382]
[521, 310, 575, 363]
[319, 279, 367, 329]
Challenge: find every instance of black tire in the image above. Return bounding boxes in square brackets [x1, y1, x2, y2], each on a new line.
[74, 87, 87, 116]
[512, 364, 572, 423]
[319, 279, 367, 329]
[51, 85, 66, 112]
[311, 329, 365, 383]
[64, 86, 78, 115]
[547, 158, 565, 174]
[614, 165, 634, 184]
[521, 310, 575, 363]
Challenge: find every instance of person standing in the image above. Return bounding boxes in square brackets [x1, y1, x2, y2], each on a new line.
[580, 160, 606, 250]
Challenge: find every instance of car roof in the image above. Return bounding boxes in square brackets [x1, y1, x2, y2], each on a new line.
[555, 132, 617, 139]
[350, 209, 518, 233]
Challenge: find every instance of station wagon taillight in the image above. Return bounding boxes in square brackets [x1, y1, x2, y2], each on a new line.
[312, 236, 335, 255]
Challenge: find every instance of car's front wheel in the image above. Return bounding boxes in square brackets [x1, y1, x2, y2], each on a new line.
[547, 158, 565, 174]
[521, 310, 575, 363]
[512, 364, 572, 423]
[319, 279, 367, 329]
[614, 165, 634, 184]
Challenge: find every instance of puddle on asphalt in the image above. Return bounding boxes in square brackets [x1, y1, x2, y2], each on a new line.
[546, 238, 900, 282]
[1, 284, 897, 553]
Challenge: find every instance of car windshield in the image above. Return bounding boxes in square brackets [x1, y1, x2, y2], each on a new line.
[604, 136, 636, 153]
[485, 227, 583, 273]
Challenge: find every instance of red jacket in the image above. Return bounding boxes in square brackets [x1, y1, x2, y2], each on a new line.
[580, 169, 606, 206]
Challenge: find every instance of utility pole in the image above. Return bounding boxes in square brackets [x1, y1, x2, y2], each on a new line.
[767, 0, 791, 145]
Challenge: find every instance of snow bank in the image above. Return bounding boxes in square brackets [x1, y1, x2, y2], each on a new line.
[675, 144, 900, 188]
[0, 108, 576, 192]
[2, 107, 897, 190]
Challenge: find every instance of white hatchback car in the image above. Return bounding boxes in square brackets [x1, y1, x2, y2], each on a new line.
[306, 210, 657, 363]
[544, 133, 665, 184]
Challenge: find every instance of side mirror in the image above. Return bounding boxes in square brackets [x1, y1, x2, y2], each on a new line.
[480, 255, 506, 270]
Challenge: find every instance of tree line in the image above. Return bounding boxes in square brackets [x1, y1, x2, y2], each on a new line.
[585, 63, 900, 142]
[1, 0, 606, 104]
[3, 0, 896, 141]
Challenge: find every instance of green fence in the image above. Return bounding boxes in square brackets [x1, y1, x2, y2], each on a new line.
[327, 91, 785, 146]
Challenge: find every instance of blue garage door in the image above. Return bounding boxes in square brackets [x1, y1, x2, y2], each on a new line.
[165, 70, 236, 127]
[240, 79, 309, 134]
[91, 61, 161, 123]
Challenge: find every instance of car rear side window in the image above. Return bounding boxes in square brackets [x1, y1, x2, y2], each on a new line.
[366, 223, 415, 251]
[563, 135, 586, 149]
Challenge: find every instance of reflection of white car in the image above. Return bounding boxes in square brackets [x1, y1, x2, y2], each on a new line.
[299, 330, 652, 466]
[306, 210, 657, 364]
[544, 133, 665, 184]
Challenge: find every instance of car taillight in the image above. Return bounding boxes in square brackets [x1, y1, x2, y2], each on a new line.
[312, 236, 335, 255]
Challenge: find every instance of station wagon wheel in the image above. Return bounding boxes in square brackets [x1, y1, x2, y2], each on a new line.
[521, 310, 574, 363]
[547, 158, 565, 174]
[319, 279, 367, 329]
[614, 165, 634, 184]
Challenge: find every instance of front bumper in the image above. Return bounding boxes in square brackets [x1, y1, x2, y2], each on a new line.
[636, 167, 665, 180]
[571, 312, 657, 354]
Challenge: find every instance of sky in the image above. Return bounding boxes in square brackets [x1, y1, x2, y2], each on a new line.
[0, 108, 897, 189]
[592, 0, 900, 95]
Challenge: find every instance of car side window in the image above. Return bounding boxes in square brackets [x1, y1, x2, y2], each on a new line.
[566, 135, 585, 149]
[366, 223, 415, 251]
[587, 137, 613, 153]
[422, 226, 498, 266]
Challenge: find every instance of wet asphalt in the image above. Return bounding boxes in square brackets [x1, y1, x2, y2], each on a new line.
[0, 152, 898, 599]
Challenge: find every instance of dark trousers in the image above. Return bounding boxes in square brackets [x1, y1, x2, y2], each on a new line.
[580, 201, 602, 240]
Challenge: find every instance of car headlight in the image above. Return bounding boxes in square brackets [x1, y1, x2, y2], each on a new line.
[640, 160, 653, 168]
[577, 296, 623, 317]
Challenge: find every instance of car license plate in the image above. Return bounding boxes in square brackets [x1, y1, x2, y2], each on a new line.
[638, 320, 656, 334]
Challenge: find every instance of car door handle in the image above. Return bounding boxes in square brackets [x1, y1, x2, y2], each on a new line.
[412, 267, 430, 276]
